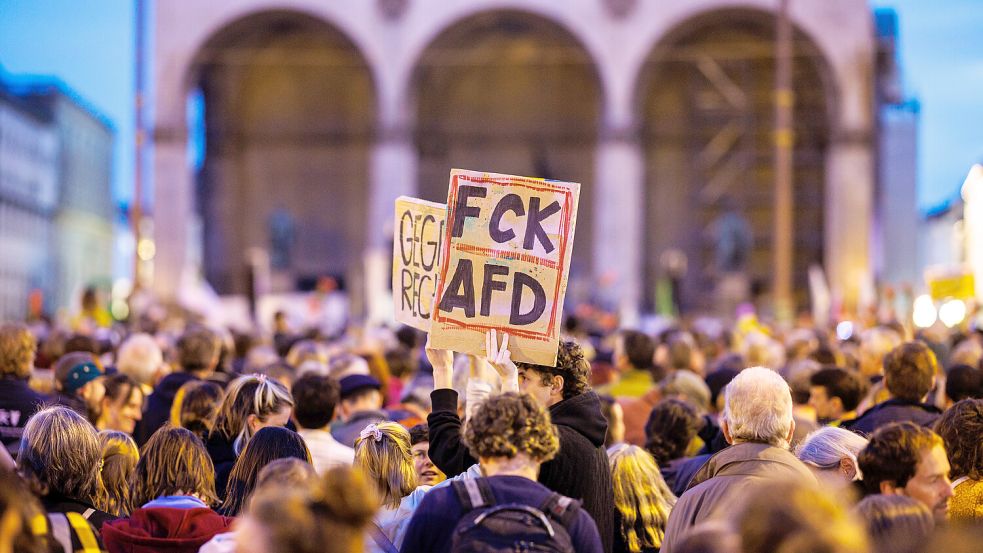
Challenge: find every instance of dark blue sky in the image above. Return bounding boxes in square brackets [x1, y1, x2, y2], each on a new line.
[1, 0, 981, 211]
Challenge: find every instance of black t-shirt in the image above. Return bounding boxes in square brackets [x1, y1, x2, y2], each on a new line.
[0, 378, 49, 457]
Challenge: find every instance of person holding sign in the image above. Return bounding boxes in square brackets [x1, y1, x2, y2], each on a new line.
[425, 330, 616, 553]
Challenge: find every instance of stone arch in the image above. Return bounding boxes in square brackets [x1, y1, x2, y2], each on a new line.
[634, 8, 836, 313]
[187, 10, 376, 295]
[409, 9, 604, 280]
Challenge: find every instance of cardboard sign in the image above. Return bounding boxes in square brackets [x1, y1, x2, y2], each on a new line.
[392, 197, 446, 330]
[925, 266, 976, 301]
[429, 169, 580, 366]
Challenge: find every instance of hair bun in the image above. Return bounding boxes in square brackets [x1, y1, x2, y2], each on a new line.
[310, 466, 379, 527]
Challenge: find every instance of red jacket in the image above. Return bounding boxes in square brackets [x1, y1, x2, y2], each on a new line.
[102, 507, 234, 553]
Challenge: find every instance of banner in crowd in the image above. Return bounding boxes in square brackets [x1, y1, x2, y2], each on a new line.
[392, 196, 447, 331]
[429, 169, 580, 365]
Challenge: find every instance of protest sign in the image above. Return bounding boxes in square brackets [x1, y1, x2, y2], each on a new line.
[429, 169, 580, 366]
[392, 196, 446, 330]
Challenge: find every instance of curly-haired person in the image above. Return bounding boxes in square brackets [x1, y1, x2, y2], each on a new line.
[935, 398, 983, 520]
[402, 393, 603, 553]
[427, 334, 615, 552]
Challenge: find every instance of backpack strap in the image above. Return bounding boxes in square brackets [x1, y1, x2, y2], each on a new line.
[47, 514, 72, 553]
[65, 512, 101, 553]
[368, 522, 399, 553]
[452, 478, 496, 511]
[539, 493, 582, 528]
[81, 508, 95, 520]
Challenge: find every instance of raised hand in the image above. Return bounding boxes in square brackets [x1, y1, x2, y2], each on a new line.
[486, 329, 519, 392]
[426, 333, 454, 390]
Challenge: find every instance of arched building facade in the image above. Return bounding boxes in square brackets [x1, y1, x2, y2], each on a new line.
[149, 0, 877, 321]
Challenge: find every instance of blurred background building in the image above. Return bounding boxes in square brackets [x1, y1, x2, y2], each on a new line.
[0, 73, 115, 321]
[150, 0, 908, 323]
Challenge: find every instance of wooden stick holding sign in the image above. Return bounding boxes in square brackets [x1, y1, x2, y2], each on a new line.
[392, 196, 446, 331]
[428, 169, 579, 366]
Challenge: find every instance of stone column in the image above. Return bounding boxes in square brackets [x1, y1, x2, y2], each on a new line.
[151, 126, 193, 303]
[825, 128, 875, 311]
[593, 122, 644, 325]
[363, 120, 418, 323]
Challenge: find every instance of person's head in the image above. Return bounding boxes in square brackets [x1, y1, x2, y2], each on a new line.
[705, 367, 739, 414]
[235, 466, 378, 553]
[660, 370, 711, 412]
[858, 422, 952, 522]
[408, 424, 446, 486]
[0, 468, 50, 553]
[617, 330, 655, 371]
[795, 427, 868, 488]
[212, 374, 294, 455]
[53, 351, 105, 415]
[255, 458, 317, 492]
[285, 340, 329, 370]
[883, 342, 938, 402]
[600, 395, 626, 447]
[735, 480, 869, 553]
[516, 340, 591, 407]
[133, 425, 217, 507]
[607, 444, 676, 552]
[944, 365, 983, 405]
[464, 393, 559, 476]
[115, 333, 165, 387]
[98, 373, 144, 434]
[666, 332, 696, 373]
[337, 374, 383, 420]
[934, 398, 983, 481]
[353, 422, 416, 509]
[855, 494, 934, 553]
[644, 398, 702, 466]
[17, 406, 104, 507]
[176, 326, 221, 375]
[0, 323, 36, 381]
[809, 367, 866, 421]
[98, 430, 139, 517]
[720, 367, 795, 449]
[859, 327, 903, 379]
[291, 374, 340, 431]
[222, 426, 312, 516]
[170, 380, 223, 439]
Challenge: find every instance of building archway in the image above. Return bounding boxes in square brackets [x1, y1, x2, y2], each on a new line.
[189, 10, 376, 295]
[411, 11, 602, 280]
[637, 9, 834, 313]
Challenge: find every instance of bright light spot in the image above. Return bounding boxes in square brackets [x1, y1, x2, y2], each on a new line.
[913, 295, 938, 328]
[111, 299, 129, 320]
[836, 321, 854, 341]
[939, 299, 967, 328]
[961, 164, 983, 202]
[137, 239, 156, 261]
[112, 278, 132, 299]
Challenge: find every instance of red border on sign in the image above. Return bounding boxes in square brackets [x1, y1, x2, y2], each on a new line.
[433, 172, 573, 341]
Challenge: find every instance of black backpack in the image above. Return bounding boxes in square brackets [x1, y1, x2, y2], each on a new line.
[450, 478, 581, 553]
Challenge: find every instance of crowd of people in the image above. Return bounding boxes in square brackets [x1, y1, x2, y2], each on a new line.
[0, 300, 981, 553]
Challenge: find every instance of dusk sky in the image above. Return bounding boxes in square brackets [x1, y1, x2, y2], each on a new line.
[1, 0, 981, 212]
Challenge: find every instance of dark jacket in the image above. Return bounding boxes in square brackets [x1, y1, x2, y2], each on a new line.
[840, 398, 942, 436]
[42, 492, 117, 538]
[0, 378, 48, 457]
[204, 432, 237, 501]
[428, 389, 616, 553]
[135, 372, 199, 446]
[102, 506, 233, 553]
[660, 454, 712, 498]
[400, 475, 603, 553]
[661, 442, 816, 553]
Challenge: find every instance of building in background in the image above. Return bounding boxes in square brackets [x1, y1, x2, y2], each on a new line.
[0, 77, 59, 321]
[0, 71, 115, 321]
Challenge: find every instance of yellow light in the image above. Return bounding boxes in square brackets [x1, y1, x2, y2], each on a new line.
[939, 299, 967, 328]
[912, 294, 937, 328]
[137, 239, 156, 261]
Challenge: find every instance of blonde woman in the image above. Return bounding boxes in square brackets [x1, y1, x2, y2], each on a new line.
[206, 374, 294, 498]
[354, 421, 430, 553]
[608, 444, 676, 553]
[98, 430, 139, 517]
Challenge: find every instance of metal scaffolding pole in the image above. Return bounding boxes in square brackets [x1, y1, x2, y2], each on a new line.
[773, 0, 795, 320]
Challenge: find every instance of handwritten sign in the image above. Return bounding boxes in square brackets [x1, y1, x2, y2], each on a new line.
[429, 169, 579, 366]
[392, 197, 446, 330]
